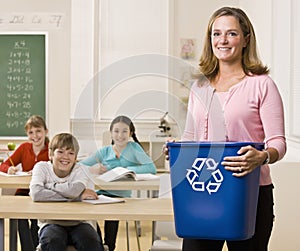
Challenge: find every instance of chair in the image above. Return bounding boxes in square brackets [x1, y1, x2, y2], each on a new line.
[36, 244, 77, 251]
[36, 244, 108, 251]
[149, 174, 182, 251]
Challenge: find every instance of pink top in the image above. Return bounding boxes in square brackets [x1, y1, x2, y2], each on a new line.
[182, 74, 286, 185]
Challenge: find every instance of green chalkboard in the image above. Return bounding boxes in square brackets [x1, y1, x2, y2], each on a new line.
[0, 34, 46, 137]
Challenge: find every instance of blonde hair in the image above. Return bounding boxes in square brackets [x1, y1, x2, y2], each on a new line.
[199, 6, 269, 80]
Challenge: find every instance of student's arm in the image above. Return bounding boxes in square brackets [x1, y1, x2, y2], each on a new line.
[125, 142, 156, 174]
[79, 149, 108, 174]
[0, 143, 24, 173]
[30, 162, 70, 202]
[30, 163, 86, 202]
[80, 149, 104, 167]
[47, 165, 89, 200]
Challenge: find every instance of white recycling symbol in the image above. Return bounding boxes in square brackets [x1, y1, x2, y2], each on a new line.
[186, 157, 224, 195]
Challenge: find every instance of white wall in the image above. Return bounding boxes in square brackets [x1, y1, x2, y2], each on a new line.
[0, 0, 71, 141]
[0, 1, 299, 250]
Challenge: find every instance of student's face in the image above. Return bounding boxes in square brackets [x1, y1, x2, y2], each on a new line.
[211, 15, 248, 64]
[26, 126, 48, 147]
[111, 122, 131, 148]
[50, 147, 76, 178]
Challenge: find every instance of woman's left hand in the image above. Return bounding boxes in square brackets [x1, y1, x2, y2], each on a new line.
[221, 145, 266, 177]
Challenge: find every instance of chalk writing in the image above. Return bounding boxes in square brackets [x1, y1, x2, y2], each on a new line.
[0, 13, 64, 29]
[0, 34, 46, 137]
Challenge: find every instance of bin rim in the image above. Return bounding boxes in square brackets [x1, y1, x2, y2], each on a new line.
[166, 141, 264, 148]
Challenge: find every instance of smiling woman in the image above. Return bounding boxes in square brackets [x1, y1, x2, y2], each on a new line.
[180, 6, 286, 251]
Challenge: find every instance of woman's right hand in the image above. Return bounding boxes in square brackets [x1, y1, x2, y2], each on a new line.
[163, 138, 176, 161]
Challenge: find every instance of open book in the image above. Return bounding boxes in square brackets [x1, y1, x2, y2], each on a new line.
[82, 194, 125, 205]
[95, 167, 159, 182]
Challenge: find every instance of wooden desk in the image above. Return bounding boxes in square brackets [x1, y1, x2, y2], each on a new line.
[0, 196, 173, 251]
[0, 175, 31, 189]
[94, 178, 160, 191]
[0, 174, 161, 250]
[0, 175, 160, 191]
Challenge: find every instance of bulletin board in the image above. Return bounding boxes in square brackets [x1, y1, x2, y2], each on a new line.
[0, 33, 47, 137]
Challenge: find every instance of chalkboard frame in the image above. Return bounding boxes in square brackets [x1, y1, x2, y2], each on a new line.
[0, 32, 48, 139]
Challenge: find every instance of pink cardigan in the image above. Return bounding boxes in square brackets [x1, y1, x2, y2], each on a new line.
[182, 74, 286, 185]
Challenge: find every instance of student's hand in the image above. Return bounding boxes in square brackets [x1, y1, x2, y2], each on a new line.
[89, 163, 107, 175]
[162, 138, 176, 161]
[7, 166, 19, 175]
[81, 188, 98, 200]
[98, 163, 107, 174]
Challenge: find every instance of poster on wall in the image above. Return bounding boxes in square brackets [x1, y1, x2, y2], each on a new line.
[180, 38, 196, 60]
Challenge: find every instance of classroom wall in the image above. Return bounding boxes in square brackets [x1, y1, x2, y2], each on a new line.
[0, 0, 71, 141]
[71, 2, 300, 250]
[0, 1, 299, 250]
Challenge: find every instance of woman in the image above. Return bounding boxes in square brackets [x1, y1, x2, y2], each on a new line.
[179, 7, 286, 251]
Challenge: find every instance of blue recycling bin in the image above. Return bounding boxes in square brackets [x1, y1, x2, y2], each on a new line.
[167, 141, 264, 240]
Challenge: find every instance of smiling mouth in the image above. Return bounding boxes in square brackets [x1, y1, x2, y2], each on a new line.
[218, 47, 231, 50]
[60, 161, 70, 165]
[31, 138, 41, 142]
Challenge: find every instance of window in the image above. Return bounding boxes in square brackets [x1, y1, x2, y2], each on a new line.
[97, 0, 170, 120]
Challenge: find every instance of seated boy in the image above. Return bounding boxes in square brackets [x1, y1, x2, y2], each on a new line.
[30, 133, 104, 251]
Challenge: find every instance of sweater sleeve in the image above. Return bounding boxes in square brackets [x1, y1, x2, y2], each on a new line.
[260, 77, 286, 160]
[30, 162, 86, 202]
[125, 142, 156, 174]
[0, 143, 25, 172]
[30, 162, 68, 201]
[48, 165, 89, 198]
[79, 151, 102, 167]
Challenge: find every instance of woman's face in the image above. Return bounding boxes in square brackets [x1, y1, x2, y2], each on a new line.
[111, 122, 131, 148]
[211, 15, 248, 64]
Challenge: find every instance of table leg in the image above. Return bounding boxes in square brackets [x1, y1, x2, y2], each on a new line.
[126, 221, 130, 251]
[134, 221, 141, 251]
[9, 219, 17, 251]
[0, 219, 4, 251]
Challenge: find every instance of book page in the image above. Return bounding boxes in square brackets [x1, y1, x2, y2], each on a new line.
[0, 171, 31, 177]
[97, 167, 136, 182]
[82, 194, 125, 204]
[135, 173, 159, 181]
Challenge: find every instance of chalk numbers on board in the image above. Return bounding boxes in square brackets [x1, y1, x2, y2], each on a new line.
[5, 40, 33, 129]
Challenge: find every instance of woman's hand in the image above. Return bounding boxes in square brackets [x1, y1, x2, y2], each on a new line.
[81, 188, 98, 200]
[162, 138, 176, 161]
[221, 145, 267, 177]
